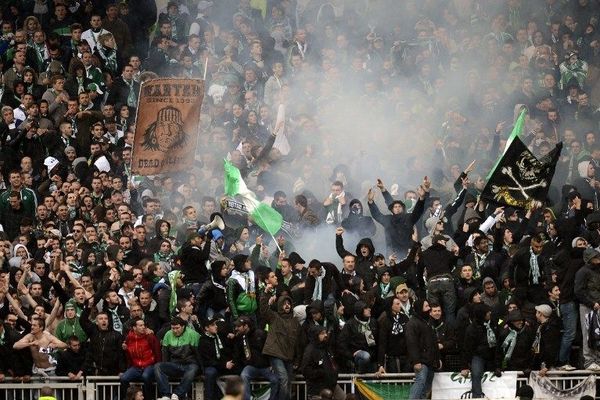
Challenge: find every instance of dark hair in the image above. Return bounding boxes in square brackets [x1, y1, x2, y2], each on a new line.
[295, 194, 307, 208]
[224, 376, 244, 396]
[125, 386, 143, 400]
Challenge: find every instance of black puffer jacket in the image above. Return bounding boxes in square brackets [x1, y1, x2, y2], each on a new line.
[301, 325, 338, 396]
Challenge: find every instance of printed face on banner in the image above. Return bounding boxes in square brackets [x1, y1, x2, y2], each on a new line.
[141, 106, 188, 152]
[132, 79, 204, 175]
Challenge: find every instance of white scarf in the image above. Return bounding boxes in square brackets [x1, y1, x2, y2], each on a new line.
[312, 266, 325, 301]
[230, 270, 255, 294]
[529, 248, 540, 285]
[326, 191, 345, 224]
[206, 331, 223, 359]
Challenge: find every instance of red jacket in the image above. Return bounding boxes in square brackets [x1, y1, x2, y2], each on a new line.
[125, 330, 161, 368]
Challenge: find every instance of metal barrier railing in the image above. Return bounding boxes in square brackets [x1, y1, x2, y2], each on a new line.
[0, 377, 83, 400]
[0, 371, 597, 400]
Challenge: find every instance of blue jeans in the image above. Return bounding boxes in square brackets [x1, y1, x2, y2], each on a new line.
[203, 366, 222, 400]
[120, 365, 155, 399]
[240, 365, 279, 400]
[470, 356, 486, 398]
[270, 357, 293, 400]
[427, 276, 457, 324]
[559, 301, 577, 365]
[154, 362, 199, 398]
[409, 364, 434, 399]
[353, 350, 374, 373]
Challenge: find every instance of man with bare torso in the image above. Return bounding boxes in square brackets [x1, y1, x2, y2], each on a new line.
[13, 317, 67, 376]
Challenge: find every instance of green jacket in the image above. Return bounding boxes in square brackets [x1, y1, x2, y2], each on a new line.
[0, 187, 37, 217]
[161, 327, 200, 365]
[55, 318, 88, 343]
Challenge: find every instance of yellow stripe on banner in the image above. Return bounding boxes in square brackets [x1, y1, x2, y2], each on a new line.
[354, 379, 383, 400]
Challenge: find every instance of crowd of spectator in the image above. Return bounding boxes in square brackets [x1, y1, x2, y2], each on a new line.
[2, 0, 600, 399]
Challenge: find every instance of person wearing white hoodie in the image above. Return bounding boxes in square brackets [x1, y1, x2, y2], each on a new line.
[573, 159, 599, 208]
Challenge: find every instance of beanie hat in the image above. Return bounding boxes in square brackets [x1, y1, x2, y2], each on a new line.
[572, 236, 586, 248]
[464, 208, 481, 222]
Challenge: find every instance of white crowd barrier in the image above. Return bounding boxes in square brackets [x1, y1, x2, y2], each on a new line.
[0, 370, 595, 400]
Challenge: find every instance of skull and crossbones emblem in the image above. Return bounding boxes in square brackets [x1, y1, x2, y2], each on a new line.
[491, 166, 547, 200]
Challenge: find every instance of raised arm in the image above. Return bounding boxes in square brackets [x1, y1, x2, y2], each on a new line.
[367, 188, 386, 225]
[259, 285, 277, 324]
[410, 177, 431, 225]
[45, 299, 62, 328]
[335, 228, 352, 259]
[6, 291, 28, 321]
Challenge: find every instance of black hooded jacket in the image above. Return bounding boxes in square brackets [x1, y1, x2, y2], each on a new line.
[341, 199, 376, 237]
[148, 219, 172, 254]
[338, 301, 378, 362]
[298, 300, 337, 363]
[198, 260, 229, 312]
[336, 235, 377, 287]
[405, 299, 440, 368]
[462, 304, 497, 368]
[301, 325, 338, 396]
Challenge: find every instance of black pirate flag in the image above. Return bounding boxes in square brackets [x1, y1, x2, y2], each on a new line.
[482, 111, 562, 209]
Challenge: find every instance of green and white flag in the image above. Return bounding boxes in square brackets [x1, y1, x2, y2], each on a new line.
[224, 160, 283, 235]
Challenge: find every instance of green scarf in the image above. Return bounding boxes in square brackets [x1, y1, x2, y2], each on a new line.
[168, 270, 181, 315]
[501, 328, 518, 368]
[125, 78, 137, 108]
[98, 45, 118, 72]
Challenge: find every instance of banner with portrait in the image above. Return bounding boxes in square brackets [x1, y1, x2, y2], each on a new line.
[132, 78, 204, 175]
